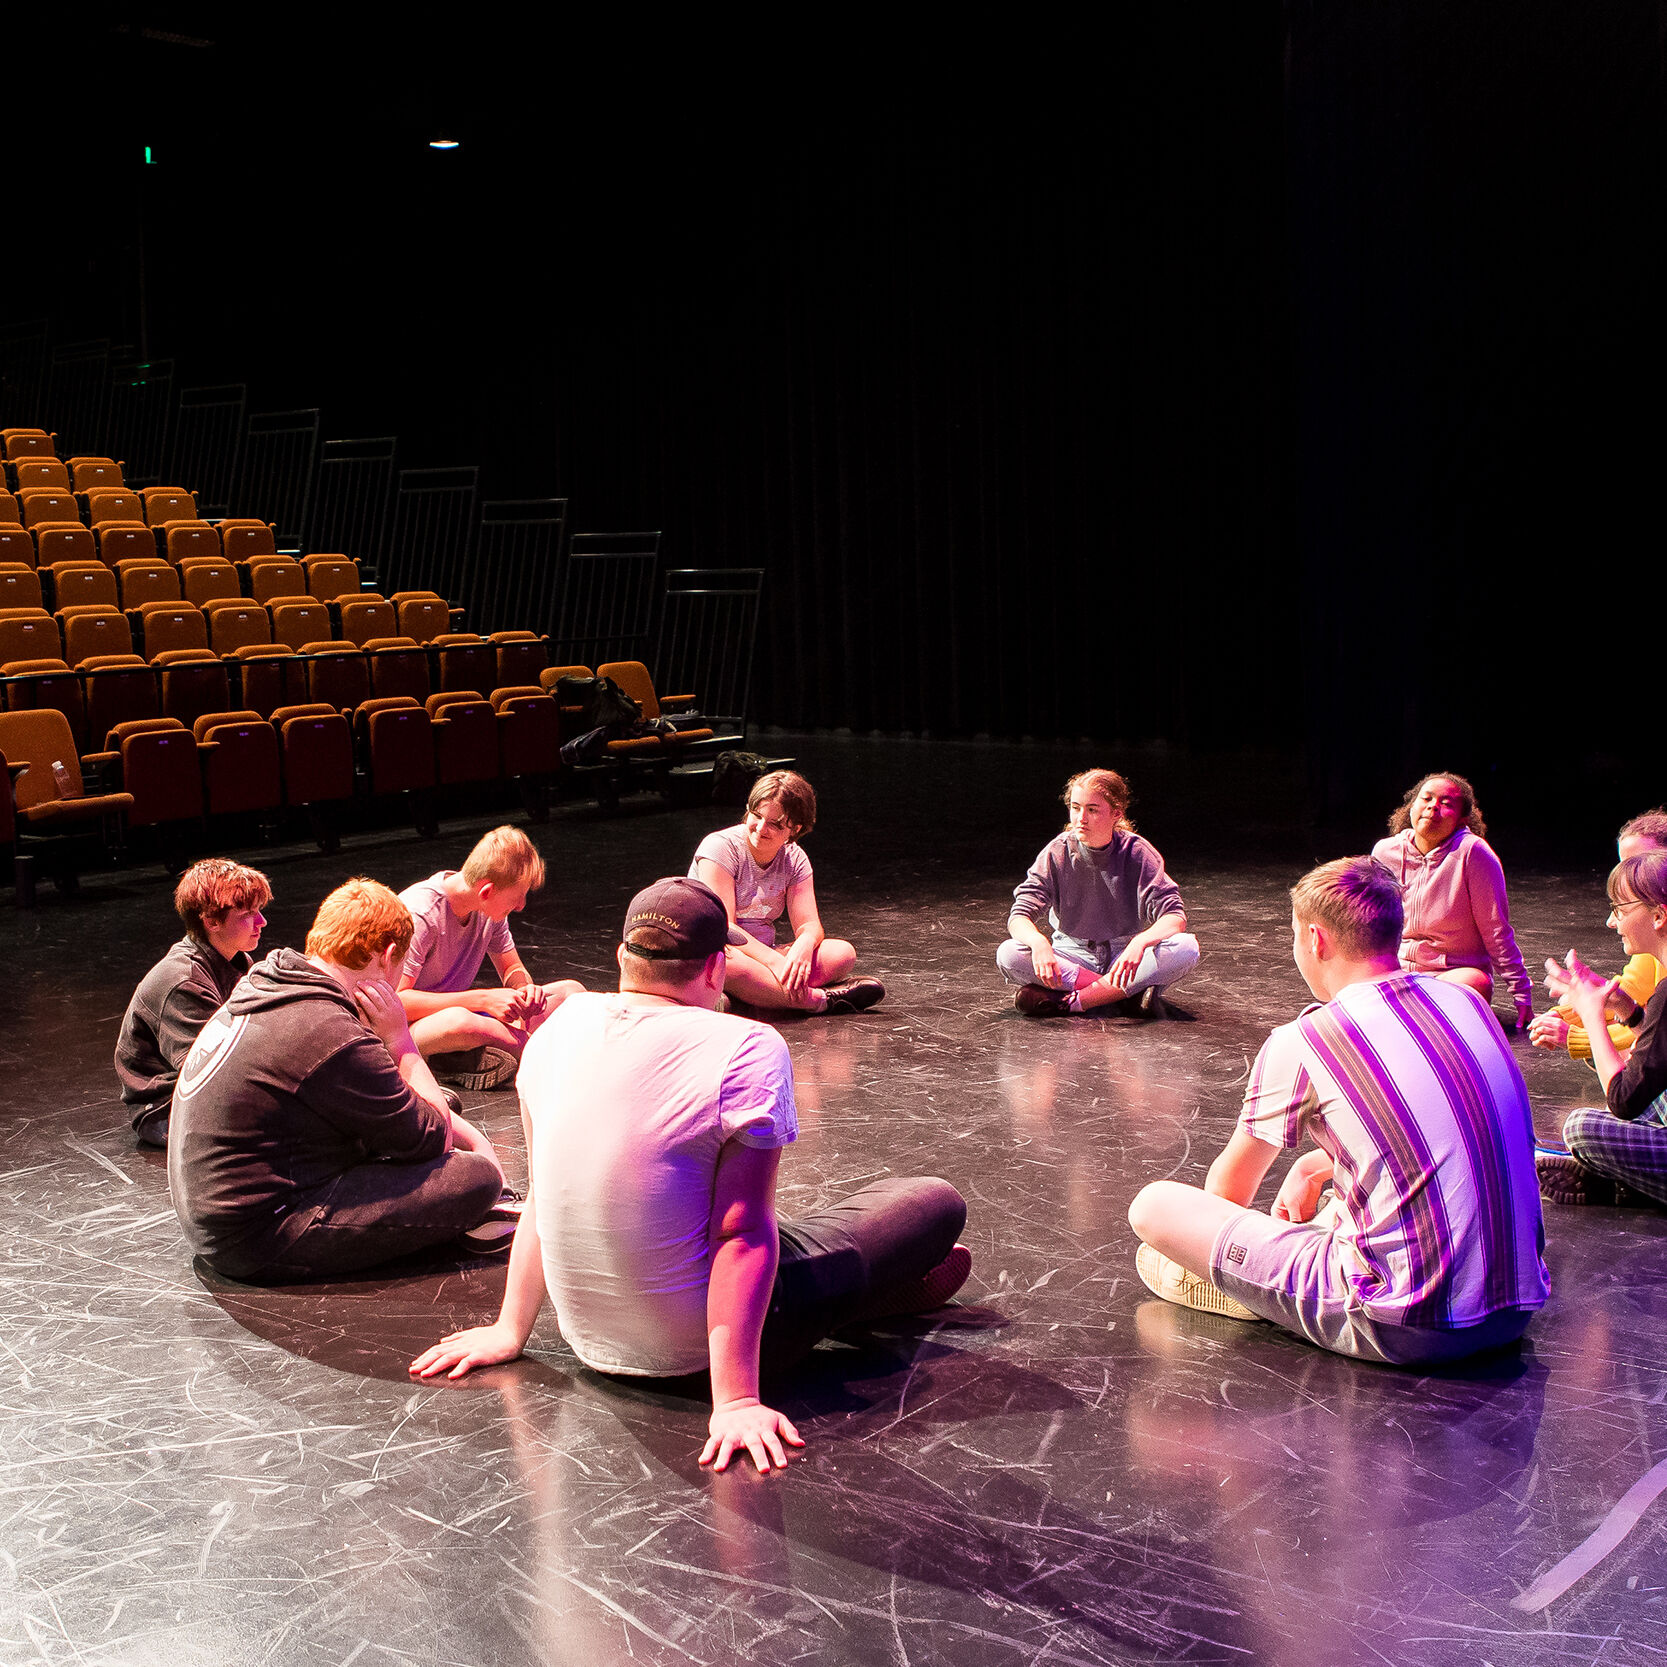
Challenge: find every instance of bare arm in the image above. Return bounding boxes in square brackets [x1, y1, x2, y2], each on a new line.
[1205, 1127, 1282, 1208]
[396, 973, 525, 1022]
[410, 1101, 546, 1379]
[779, 877, 826, 998]
[700, 1141, 803, 1473]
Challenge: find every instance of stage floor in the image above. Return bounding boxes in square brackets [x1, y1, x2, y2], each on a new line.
[2, 735, 1663, 1666]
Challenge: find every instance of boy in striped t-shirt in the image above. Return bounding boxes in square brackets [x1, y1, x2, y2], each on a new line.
[1129, 857, 1548, 1365]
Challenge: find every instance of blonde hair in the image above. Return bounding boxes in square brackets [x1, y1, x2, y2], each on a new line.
[1291, 857, 1403, 958]
[461, 825, 545, 891]
[304, 879, 414, 970]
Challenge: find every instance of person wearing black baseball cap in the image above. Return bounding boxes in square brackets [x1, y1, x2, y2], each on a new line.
[411, 876, 969, 1474]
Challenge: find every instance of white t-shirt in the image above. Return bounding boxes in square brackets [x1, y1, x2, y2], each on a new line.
[689, 825, 813, 945]
[521, 992, 798, 1376]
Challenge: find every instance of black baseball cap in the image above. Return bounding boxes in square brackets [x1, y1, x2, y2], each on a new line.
[622, 877, 730, 959]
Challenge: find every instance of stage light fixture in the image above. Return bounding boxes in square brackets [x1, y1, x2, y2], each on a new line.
[429, 138, 460, 150]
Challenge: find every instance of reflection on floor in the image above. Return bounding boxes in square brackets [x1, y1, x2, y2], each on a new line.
[2, 734, 1663, 1665]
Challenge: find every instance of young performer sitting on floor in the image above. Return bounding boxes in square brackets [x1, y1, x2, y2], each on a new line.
[1371, 772, 1534, 1030]
[115, 858, 272, 1148]
[689, 770, 884, 1015]
[169, 878, 508, 1283]
[1537, 849, 1667, 1208]
[998, 768, 1199, 1017]
[397, 826, 585, 1090]
[1531, 809, 1667, 1067]
[409, 877, 969, 1472]
[1129, 856, 1548, 1364]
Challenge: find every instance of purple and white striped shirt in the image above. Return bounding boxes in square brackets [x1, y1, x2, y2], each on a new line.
[1238, 972, 1548, 1328]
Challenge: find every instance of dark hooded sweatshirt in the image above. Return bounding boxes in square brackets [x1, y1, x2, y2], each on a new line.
[114, 936, 250, 1134]
[167, 948, 449, 1267]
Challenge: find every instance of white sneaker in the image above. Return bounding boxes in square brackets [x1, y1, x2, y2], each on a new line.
[1135, 1243, 1260, 1321]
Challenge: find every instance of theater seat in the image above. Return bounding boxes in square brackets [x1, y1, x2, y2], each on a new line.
[203, 599, 271, 656]
[228, 643, 304, 718]
[0, 564, 43, 612]
[490, 685, 561, 778]
[68, 458, 124, 493]
[136, 602, 208, 660]
[1, 657, 87, 750]
[337, 593, 397, 647]
[491, 630, 548, 692]
[432, 632, 495, 695]
[14, 459, 70, 492]
[304, 556, 359, 604]
[154, 647, 229, 728]
[269, 703, 354, 849]
[268, 596, 332, 652]
[83, 654, 159, 739]
[194, 709, 282, 817]
[428, 690, 497, 786]
[179, 557, 240, 607]
[220, 522, 278, 562]
[0, 706, 133, 838]
[300, 642, 369, 714]
[162, 522, 222, 566]
[364, 636, 431, 703]
[353, 696, 435, 797]
[141, 487, 198, 527]
[243, 556, 304, 604]
[107, 717, 203, 831]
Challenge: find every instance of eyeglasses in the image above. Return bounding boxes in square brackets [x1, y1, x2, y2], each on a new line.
[1609, 899, 1649, 923]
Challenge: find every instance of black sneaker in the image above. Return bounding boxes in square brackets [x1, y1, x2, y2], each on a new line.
[462, 1188, 523, 1251]
[431, 1046, 518, 1092]
[1014, 984, 1070, 1017]
[820, 977, 885, 1014]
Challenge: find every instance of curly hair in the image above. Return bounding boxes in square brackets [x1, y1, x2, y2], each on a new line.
[1060, 769, 1135, 834]
[1387, 772, 1486, 840]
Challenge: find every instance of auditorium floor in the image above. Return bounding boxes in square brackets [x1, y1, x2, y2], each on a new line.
[2, 734, 1663, 1667]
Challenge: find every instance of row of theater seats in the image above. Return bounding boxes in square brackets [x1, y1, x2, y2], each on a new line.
[0, 685, 571, 859]
[4, 481, 199, 528]
[0, 575, 454, 644]
[0, 615, 554, 750]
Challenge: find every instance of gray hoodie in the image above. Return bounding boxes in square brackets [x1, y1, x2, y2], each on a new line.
[167, 948, 448, 1266]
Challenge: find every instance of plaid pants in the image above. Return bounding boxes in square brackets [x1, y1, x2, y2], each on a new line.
[1564, 1092, 1667, 1205]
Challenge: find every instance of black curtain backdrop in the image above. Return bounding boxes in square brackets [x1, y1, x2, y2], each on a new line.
[6, 5, 1663, 828]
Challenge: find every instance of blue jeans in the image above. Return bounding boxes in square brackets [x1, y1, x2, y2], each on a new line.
[760, 1176, 967, 1373]
[996, 931, 1200, 997]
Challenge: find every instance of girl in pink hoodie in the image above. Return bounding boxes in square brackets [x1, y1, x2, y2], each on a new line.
[1370, 772, 1533, 1030]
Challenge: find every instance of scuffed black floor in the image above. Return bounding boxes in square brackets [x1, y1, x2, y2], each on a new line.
[2, 735, 1664, 1665]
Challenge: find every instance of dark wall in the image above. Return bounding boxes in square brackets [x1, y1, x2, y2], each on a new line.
[7, 5, 1663, 832]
